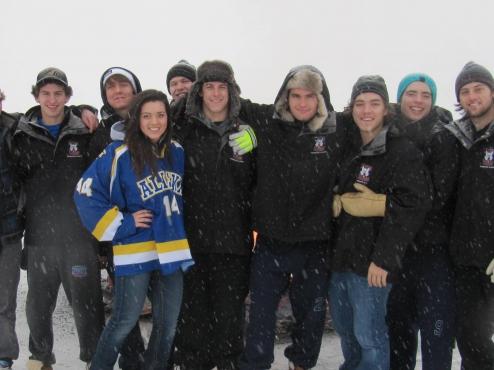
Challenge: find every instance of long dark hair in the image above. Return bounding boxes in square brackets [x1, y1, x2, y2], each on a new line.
[125, 89, 172, 177]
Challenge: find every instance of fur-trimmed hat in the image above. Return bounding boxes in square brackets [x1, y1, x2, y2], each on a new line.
[455, 61, 494, 101]
[185, 60, 241, 121]
[196, 60, 241, 92]
[274, 65, 332, 132]
[166, 60, 197, 93]
[351, 75, 389, 104]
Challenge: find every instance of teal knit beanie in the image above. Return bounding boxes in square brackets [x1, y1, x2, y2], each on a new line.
[397, 73, 437, 105]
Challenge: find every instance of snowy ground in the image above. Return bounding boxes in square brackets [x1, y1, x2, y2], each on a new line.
[14, 271, 462, 369]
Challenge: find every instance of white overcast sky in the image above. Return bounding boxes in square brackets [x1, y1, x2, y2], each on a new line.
[1, 0, 493, 117]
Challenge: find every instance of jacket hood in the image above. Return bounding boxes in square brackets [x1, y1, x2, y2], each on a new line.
[445, 118, 494, 150]
[273, 65, 334, 132]
[99, 67, 142, 117]
[433, 106, 453, 125]
[110, 121, 126, 141]
[392, 103, 452, 126]
[391, 104, 452, 148]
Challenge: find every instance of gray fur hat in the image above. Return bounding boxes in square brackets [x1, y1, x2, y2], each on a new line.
[274, 65, 332, 132]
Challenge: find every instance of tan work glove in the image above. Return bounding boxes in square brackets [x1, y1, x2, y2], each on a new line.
[486, 258, 494, 284]
[332, 194, 342, 217]
[340, 183, 386, 217]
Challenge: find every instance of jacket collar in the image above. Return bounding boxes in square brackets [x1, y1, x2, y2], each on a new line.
[359, 124, 391, 156]
[445, 118, 494, 149]
[288, 110, 337, 136]
[17, 106, 89, 145]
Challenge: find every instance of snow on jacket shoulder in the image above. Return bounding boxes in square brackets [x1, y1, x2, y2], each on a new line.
[74, 140, 193, 276]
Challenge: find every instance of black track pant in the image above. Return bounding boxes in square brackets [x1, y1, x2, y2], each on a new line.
[175, 253, 250, 370]
[455, 266, 494, 370]
[26, 241, 104, 364]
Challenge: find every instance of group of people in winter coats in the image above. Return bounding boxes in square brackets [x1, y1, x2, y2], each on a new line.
[0, 58, 493, 370]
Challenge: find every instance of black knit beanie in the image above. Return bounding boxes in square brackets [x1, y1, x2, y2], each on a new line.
[455, 61, 494, 101]
[166, 60, 196, 93]
[351, 75, 389, 104]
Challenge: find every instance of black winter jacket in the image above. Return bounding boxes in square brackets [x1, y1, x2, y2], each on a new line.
[393, 105, 459, 252]
[88, 108, 122, 162]
[174, 101, 255, 257]
[0, 111, 22, 243]
[446, 118, 494, 269]
[12, 107, 96, 248]
[240, 66, 342, 243]
[332, 121, 431, 277]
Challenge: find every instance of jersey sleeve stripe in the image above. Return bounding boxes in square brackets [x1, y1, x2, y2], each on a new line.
[157, 249, 193, 264]
[156, 239, 190, 253]
[113, 241, 157, 255]
[93, 206, 123, 241]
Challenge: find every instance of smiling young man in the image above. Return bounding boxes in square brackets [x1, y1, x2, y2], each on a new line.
[386, 73, 458, 370]
[88, 67, 142, 160]
[166, 60, 196, 106]
[87, 66, 145, 370]
[238, 65, 340, 370]
[11, 67, 104, 370]
[445, 62, 494, 370]
[173, 60, 255, 370]
[329, 75, 430, 370]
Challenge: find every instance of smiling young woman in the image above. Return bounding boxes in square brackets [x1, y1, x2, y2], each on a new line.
[74, 89, 193, 370]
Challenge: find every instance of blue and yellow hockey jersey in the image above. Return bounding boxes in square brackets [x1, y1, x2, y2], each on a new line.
[74, 140, 193, 276]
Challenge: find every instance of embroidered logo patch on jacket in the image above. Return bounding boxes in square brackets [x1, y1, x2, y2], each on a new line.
[356, 164, 373, 184]
[71, 265, 88, 278]
[311, 136, 327, 154]
[480, 147, 494, 169]
[67, 141, 82, 158]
